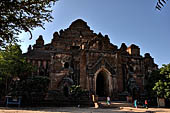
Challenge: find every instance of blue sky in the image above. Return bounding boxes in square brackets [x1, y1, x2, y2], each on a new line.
[19, 0, 170, 67]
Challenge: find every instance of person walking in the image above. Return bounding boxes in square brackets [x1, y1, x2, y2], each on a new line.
[134, 99, 137, 108]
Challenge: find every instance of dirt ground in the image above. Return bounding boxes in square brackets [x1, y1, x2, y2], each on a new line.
[0, 107, 170, 113]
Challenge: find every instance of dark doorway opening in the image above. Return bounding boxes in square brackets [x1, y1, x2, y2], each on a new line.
[64, 62, 69, 68]
[63, 86, 69, 97]
[96, 71, 108, 97]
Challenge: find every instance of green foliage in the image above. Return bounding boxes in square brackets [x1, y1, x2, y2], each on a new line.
[0, 0, 58, 46]
[0, 44, 35, 97]
[146, 70, 161, 97]
[152, 64, 170, 99]
[0, 44, 34, 79]
[156, 0, 168, 11]
[11, 76, 50, 94]
[70, 85, 87, 98]
[9, 76, 50, 105]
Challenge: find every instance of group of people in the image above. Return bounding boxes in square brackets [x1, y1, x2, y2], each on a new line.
[134, 99, 148, 109]
[105, 96, 148, 108]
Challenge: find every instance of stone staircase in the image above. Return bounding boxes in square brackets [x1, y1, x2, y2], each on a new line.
[98, 101, 132, 108]
[92, 96, 132, 109]
[41, 90, 94, 107]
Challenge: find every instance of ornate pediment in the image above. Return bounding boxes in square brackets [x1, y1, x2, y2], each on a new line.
[87, 56, 116, 76]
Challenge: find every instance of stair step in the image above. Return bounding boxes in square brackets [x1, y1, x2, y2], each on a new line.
[98, 101, 132, 108]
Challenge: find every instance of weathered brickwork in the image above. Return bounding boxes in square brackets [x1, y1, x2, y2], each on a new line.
[24, 19, 157, 99]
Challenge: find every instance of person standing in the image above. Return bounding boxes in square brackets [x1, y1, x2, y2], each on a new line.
[106, 97, 111, 105]
[145, 100, 148, 109]
[134, 99, 137, 108]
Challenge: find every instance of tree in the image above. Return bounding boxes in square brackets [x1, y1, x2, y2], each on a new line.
[9, 76, 50, 106]
[0, 44, 34, 96]
[153, 64, 170, 99]
[145, 70, 161, 98]
[0, 73, 6, 99]
[0, 0, 58, 46]
[156, 0, 168, 11]
[0, 44, 34, 78]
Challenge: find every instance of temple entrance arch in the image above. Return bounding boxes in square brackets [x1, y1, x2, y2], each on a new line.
[94, 67, 113, 97]
[96, 71, 107, 97]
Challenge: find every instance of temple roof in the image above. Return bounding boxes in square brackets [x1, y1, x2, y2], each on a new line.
[23, 50, 51, 60]
[69, 19, 90, 30]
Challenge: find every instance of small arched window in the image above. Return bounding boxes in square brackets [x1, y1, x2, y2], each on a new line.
[129, 66, 134, 72]
[64, 62, 69, 68]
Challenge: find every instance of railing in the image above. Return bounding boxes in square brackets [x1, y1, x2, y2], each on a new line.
[6, 96, 22, 107]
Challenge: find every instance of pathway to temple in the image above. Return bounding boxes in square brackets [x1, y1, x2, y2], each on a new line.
[0, 107, 169, 113]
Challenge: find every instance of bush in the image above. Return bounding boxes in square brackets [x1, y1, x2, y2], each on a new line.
[9, 76, 50, 106]
[70, 85, 88, 98]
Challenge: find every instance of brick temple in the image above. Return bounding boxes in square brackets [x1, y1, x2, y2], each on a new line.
[24, 19, 157, 100]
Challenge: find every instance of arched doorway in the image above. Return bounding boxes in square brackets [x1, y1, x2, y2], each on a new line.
[96, 71, 109, 97]
[63, 86, 69, 97]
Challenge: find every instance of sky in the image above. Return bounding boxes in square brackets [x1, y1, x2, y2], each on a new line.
[19, 0, 170, 68]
